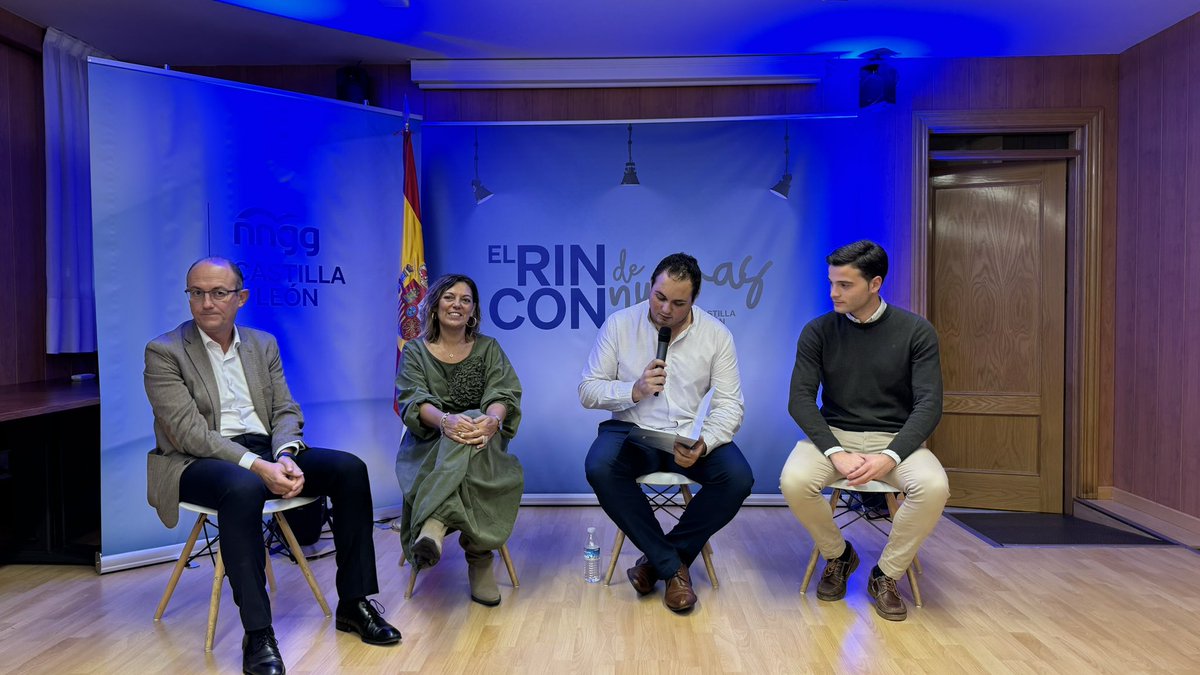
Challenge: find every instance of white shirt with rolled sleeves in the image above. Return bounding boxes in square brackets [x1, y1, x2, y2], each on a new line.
[578, 300, 744, 453]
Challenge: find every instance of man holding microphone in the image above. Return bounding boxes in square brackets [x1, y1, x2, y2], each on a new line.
[580, 252, 754, 613]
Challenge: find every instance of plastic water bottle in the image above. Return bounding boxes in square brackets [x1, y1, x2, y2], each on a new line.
[584, 526, 602, 583]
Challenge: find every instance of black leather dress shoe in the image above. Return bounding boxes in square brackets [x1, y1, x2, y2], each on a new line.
[242, 628, 285, 675]
[335, 598, 402, 645]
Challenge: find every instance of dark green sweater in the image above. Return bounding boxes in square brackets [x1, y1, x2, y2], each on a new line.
[787, 304, 943, 460]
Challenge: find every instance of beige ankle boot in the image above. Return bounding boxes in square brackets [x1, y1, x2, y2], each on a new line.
[465, 548, 500, 606]
[411, 518, 446, 568]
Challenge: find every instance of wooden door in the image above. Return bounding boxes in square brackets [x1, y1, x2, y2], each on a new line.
[929, 161, 1066, 512]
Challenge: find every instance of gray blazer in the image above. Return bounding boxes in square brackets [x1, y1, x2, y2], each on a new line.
[144, 321, 305, 527]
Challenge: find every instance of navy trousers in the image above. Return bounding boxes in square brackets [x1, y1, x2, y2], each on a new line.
[179, 434, 378, 632]
[584, 420, 754, 581]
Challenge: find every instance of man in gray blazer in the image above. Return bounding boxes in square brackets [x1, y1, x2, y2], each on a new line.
[145, 257, 400, 675]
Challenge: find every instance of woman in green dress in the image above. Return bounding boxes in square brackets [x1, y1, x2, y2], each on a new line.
[394, 273, 524, 606]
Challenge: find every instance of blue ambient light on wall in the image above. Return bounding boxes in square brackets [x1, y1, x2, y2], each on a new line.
[217, 0, 344, 21]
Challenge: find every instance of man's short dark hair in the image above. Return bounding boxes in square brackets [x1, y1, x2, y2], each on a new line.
[187, 256, 245, 289]
[826, 240, 888, 283]
[649, 252, 703, 300]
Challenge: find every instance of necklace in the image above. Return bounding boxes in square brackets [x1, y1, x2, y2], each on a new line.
[434, 339, 470, 360]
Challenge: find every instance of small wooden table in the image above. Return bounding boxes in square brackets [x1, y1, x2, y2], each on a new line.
[0, 378, 100, 565]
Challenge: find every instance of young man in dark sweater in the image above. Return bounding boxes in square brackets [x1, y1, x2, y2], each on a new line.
[780, 240, 949, 621]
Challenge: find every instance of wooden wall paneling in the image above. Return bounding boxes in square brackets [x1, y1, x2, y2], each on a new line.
[925, 58, 972, 110]
[0, 7, 42, 55]
[636, 87, 680, 119]
[368, 64, 407, 113]
[597, 87, 640, 120]
[968, 58, 1010, 109]
[1155, 24, 1189, 511]
[1008, 57, 1046, 108]
[493, 90, 524, 121]
[1131, 37, 1163, 501]
[1044, 58, 1083, 108]
[709, 86, 751, 118]
[9, 46, 44, 383]
[1092, 57, 1119, 492]
[671, 87, 714, 119]
[745, 84, 787, 116]
[1113, 46, 1140, 495]
[558, 88, 598, 120]
[1184, 15, 1200, 519]
[459, 89, 499, 122]
[526, 89, 569, 121]
[0, 45, 18, 384]
[424, 89, 462, 121]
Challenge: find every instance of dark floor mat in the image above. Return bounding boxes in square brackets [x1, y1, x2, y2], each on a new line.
[945, 512, 1175, 547]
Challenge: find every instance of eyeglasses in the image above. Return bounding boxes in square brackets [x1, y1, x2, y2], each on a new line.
[185, 288, 241, 302]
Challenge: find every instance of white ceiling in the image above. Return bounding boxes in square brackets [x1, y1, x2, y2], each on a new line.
[2, 0, 1199, 66]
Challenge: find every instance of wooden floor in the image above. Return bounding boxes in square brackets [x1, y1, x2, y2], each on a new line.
[2, 506, 1199, 674]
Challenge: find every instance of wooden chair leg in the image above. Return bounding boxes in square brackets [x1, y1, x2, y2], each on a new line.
[264, 546, 276, 593]
[907, 565, 923, 607]
[205, 547, 225, 653]
[405, 565, 419, 599]
[800, 545, 821, 594]
[273, 513, 331, 617]
[699, 541, 719, 589]
[603, 530, 625, 586]
[499, 544, 519, 588]
[155, 514, 206, 621]
[679, 485, 719, 589]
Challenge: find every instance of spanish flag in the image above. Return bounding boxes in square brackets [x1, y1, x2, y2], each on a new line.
[395, 127, 427, 414]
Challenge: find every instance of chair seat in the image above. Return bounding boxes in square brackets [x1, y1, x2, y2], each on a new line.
[179, 495, 319, 517]
[636, 471, 698, 486]
[826, 478, 900, 494]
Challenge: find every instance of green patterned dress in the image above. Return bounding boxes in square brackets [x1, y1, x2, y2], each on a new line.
[394, 335, 524, 562]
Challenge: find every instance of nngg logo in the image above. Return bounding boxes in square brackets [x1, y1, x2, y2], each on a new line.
[232, 208, 320, 256]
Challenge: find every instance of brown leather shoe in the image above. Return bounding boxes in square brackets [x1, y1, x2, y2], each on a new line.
[663, 565, 697, 612]
[626, 555, 657, 595]
[867, 572, 908, 621]
[816, 541, 859, 601]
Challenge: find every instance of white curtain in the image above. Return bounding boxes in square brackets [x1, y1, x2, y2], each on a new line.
[43, 28, 108, 353]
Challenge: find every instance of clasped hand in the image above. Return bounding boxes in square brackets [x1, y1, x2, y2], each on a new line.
[443, 413, 499, 448]
[830, 451, 896, 486]
[254, 455, 305, 498]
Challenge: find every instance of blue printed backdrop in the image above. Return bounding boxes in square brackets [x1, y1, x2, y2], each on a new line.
[89, 59, 910, 558]
[90, 60, 411, 557]
[420, 118, 896, 495]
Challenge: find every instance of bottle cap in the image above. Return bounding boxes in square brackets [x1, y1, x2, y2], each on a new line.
[587, 526, 595, 533]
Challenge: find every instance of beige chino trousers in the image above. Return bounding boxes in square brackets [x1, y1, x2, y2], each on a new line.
[779, 427, 949, 579]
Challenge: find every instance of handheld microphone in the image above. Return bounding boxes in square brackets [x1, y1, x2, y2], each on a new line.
[654, 326, 670, 397]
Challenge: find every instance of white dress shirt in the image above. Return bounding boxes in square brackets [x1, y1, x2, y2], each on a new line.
[579, 300, 744, 451]
[198, 327, 298, 469]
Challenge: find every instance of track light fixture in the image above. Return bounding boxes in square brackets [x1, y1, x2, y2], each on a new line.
[770, 122, 792, 199]
[620, 123, 640, 186]
[472, 127, 494, 204]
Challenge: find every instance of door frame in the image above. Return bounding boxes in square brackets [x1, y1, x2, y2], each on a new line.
[912, 109, 1104, 513]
